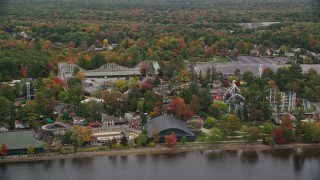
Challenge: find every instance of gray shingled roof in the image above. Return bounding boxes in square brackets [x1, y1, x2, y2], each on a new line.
[146, 115, 194, 138]
[0, 131, 43, 150]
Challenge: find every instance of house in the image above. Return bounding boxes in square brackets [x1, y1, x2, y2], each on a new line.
[89, 121, 102, 127]
[250, 50, 259, 57]
[125, 113, 142, 130]
[15, 120, 29, 129]
[73, 117, 85, 126]
[0, 127, 8, 131]
[101, 114, 128, 126]
[0, 130, 43, 155]
[285, 52, 295, 57]
[265, 48, 274, 56]
[146, 115, 195, 142]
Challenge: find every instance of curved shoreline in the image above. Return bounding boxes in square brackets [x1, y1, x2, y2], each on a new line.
[1, 143, 320, 164]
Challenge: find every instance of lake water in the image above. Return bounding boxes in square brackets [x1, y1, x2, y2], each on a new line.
[1, 148, 320, 180]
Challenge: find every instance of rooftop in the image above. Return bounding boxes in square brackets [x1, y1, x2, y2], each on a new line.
[0, 130, 43, 150]
[146, 115, 194, 138]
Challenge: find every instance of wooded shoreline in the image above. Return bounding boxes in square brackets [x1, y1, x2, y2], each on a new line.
[1, 143, 320, 164]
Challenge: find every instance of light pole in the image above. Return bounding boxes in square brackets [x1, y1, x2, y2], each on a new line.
[26, 82, 31, 100]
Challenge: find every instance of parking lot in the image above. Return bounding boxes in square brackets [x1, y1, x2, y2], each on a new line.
[196, 56, 320, 76]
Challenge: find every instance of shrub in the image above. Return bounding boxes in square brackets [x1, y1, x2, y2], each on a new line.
[204, 117, 217, 129]
[246, 126, 261, 143]
[165, 132, 177, 147]
[262, 122, 275, 135]
[120, 136, 128, 146]
[208, 127, 222, 143]
[135, 133, 148, 147]
[181, 135, 187, 145]
[270, 128, 287, 144]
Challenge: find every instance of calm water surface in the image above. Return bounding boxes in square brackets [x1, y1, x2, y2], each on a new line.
[1, 149, 320, 180]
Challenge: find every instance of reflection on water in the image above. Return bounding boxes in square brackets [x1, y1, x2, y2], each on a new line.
[1, 148, 320, 180]
[241, 151, 259, 164]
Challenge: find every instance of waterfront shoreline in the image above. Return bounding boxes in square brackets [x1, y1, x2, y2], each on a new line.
[1, 143, 320, 164]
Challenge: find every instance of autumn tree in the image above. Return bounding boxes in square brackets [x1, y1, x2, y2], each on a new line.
[183, 106, 194, 121]
[190, 95, 200, 114]
[164, 132, 177, 147]
[262, 67, 274, 79]
[71, 126, 93, 153]
[270, 128, 287, 144]
[151, 128, 160, 144]
[169, 97, 186, 119]
[149, 101, 162, 119]
[245, 126, 261, 143]
[103, 90, 128, 116]
[219, 114, 241, 136]
[112, 79, 128, 92]
[1, 144, 8, 156]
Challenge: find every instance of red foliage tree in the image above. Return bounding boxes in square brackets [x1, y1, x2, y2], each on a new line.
[270, 128, 287, 144]
[169, 97, 186, 119]
[1, 144, 8, 156]
[164, 132, 177, 147]
[139, 82, 152, 91]
[183, 106, 194, 121]
[55, 77, 67, 89]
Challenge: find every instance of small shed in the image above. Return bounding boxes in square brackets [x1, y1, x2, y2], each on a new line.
[0, 131, 43, 155]
[146, 115, 195, 142]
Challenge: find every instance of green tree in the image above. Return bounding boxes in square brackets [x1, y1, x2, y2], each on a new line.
[198, 88, 212, 109]
[208, 101, 228, 119]
[135, 133, 148, 147]
[204, 117, 217, 129]
[128, 86, 141, 111]
[143, 90, 156, 113]
[0, 96, 14, 125]
[34, 90, 51, 117]
[0, 84, 15, 101]
[67, 83, 84, 106]
[242, 71, 255, 85]
[16, 102, 38, 128]
[179, 88, 192, 104]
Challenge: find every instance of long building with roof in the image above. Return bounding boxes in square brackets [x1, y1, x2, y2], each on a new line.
[0, 130, 43, 155]
[146, 115, 195, 142]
